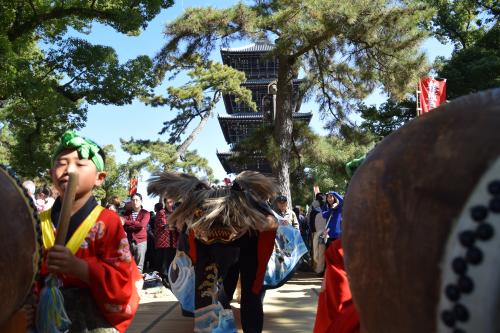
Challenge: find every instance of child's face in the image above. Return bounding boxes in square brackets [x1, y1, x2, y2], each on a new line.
[51, 149, 106, 199]
[277, 200, 288, 212]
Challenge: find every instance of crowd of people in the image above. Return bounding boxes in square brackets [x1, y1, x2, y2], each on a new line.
[10, 130, 346, 333]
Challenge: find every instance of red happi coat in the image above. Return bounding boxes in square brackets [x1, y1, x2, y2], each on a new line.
[314, 239, 360, 333]
[39, 208, 142, 333]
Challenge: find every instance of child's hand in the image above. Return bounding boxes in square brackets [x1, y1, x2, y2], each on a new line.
[47, 245, 90, 283]
[47, 245, 78, 274]
[21, 304, 35, 327]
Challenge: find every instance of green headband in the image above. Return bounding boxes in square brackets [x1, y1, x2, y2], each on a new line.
[52, 131, 105, 171]
[345, 155, 366, 178]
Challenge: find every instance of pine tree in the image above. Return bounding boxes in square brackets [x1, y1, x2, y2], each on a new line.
[155, 0, 432, 202]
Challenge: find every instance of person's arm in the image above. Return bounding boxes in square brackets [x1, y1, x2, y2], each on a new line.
[291, 211, 300, 230]
[137, 210, 150, 230]
[123, 212, 147, 231]
[46, 245, 90, 283]
[86, 211, 141, 331]
[322, 208, 332, 220]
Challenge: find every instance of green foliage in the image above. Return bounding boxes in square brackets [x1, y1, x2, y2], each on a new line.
[232, 121, 317, 171]
[120, 137, 214, 180]
[157, 0, 433, 201]
[93, 145, 130, 205]
[358, 99, 417, 138]
[160, 0, 432, 107]
[295, 135, 375, 206]
[232, 121, 375, 205]
[423, 0, 498, 50]
[423, 0, 499, 98]
[147, 55, 256, 156]
[0, 0, 173, 178]
[0, 124, 14, 165]
[436, 23, 499, 99]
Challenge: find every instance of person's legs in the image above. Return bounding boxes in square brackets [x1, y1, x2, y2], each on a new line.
[312, 232, 326, 274]
[194, 240, 239, 332]
[220, 262, 240, 308]
[162, 247, 177, 277]
[238, 234, 264, 333]
[153, 248, 166, 274]
[134, 241, 147, 273]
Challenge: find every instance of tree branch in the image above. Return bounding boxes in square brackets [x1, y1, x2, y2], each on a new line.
[312, 46, 343, 123]
[289, 32, 333, 62]
[8, 6, 120, 41]
[28, 0, 37, 15]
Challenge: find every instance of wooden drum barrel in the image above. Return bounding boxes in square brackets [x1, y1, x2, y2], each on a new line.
[343, 89, 500, 333]
[0, 166, 40, 327]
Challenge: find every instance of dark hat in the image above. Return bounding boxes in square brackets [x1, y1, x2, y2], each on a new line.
[275, 195, 287, 202]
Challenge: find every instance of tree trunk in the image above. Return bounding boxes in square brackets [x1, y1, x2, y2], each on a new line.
[177, 109, 212, 159]
[273, 55, 296, 207]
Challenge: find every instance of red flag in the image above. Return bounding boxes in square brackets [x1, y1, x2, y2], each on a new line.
[129, 177, 138, 196]
[418, 77, 446, 115]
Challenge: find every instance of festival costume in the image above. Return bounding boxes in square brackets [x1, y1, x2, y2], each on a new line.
[313, 240, 359, 333]
[39, 197, 141, 333]
[148, 171, 278, 333]
[343, 89, 500, 332]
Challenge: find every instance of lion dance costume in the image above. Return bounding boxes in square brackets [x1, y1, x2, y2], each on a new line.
[148, 171, 278, 333]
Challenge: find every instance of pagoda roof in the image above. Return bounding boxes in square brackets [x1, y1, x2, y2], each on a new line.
[218, 112, 312, 121]
[218, 112, 312, 144]
[216, 151, 273, 174]
[241, 78, 303, 86]
[221, 41, 275, 54]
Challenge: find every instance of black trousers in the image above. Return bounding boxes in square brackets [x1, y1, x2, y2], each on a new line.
[195, 233, 264, 333]
[154, 247, 177, 278]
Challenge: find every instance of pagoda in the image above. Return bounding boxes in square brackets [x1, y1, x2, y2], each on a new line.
[216, 41, 312, 174]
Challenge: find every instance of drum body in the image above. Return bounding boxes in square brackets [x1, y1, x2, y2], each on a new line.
[342, 89, 500, 332]
[0, 167, 40, 326]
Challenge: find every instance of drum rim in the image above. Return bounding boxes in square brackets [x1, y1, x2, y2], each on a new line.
[0, 165, 41, 316]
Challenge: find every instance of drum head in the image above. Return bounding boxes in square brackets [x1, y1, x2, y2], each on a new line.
[0, 166, 40, 326]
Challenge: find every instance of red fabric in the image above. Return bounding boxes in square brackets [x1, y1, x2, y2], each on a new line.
[314, 239, 360, 333]
[40, 209, 141, 333]
[252, 229, 277, 295]
[154, 210, 178, 248]
[418, 77, 446, 114]
[128, 177, 138, 196]
[188, 230, 197, 264]
[123, 208, 150, 244]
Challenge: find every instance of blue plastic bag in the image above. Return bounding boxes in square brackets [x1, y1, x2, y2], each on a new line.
[168, 251, 195, 313]
[264, 215, 308, 289]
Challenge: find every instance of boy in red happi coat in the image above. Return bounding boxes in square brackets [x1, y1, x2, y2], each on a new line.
[38, 131, 142, 333]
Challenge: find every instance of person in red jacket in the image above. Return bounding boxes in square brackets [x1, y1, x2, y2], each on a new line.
[154, 198, 178, 282]
[123, 193, 150, 273]
[39, 131, 141, 332]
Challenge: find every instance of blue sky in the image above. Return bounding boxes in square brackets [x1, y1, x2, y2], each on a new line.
[74, 1, 453, 209]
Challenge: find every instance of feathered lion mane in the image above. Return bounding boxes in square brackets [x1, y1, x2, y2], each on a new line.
[147, 171, 278, 236]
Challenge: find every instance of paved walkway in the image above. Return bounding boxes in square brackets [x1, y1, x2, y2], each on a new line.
[128, 272, 322, 333]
